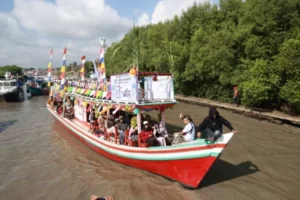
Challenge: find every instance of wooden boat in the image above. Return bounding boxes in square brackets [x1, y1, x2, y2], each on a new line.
[28, 86, 43, 96]
[27, 80, 45, 96]
[47, 72, 235, 188]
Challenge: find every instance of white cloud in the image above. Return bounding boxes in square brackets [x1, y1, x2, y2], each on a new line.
[137, 13, 150, 26]
[137, 0, 213, 25]
[0, 0, 216, 68]
[0, 0, 133, 68]
[13, 0, 131, 40]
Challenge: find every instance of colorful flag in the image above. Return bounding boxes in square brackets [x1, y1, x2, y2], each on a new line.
[93, 58, 100, 81]
[80, 55, 86, 81]
[60, 48, 67, 88]
[98, 47, 106, 81]
[47, 48, 53, 87]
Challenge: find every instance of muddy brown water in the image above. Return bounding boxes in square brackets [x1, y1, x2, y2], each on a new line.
[0, 96, 299, 200]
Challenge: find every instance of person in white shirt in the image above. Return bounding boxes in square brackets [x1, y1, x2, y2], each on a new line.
[172, 114, 195, 144]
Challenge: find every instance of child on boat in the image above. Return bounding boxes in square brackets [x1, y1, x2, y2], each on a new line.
[153, 121, 168, 146]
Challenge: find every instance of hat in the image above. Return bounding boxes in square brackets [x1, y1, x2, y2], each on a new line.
[143, 121, 149, 125]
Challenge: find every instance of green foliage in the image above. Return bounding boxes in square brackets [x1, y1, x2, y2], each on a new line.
[0, 65, 23, 76]
[84, 61, 94, 76]
[104, 0, 300, 114]
[280, 79, 300, 112]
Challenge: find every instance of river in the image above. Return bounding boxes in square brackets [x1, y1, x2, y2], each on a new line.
[0, 96, 299, 200]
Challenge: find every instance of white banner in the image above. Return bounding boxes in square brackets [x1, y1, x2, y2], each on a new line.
[75, 105, 84, 121]
[144, 76, 175, 101]
[111, 73, 138, 103]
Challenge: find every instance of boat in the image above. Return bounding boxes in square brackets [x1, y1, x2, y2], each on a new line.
[46, 71, 235, 189]
[27, 79, 49, 96]
[0, 79, 25, 102]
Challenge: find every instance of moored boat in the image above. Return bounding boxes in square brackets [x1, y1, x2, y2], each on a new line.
[47, 71, 235, 188]
[0, 79, 25, 102]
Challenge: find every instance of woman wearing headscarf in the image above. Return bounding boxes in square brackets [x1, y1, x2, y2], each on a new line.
[153, 121, 168, 146]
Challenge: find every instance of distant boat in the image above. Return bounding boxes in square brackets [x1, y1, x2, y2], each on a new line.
[27, 79, 49, 96]
[0, 79, 25, 102]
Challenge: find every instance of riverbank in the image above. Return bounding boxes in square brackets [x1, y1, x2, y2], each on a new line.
[175, 94, 300, 126]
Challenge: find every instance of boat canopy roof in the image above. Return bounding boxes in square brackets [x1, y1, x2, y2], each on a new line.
[51, 72, 177, 112]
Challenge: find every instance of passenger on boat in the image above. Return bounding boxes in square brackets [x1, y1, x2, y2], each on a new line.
[56, 101, 63, 115]
[172, 115, 195, 145]
[106, 113, 116, 135]
[47, 96, 54, 108]
[63, 96, 74, 118]
[128, 116, 138, 142]
[116, 116, 128, 145]
[97, 114, 106, 129]
[53, 97, 58, 107]
[91, 120, 103, 136]
[140, 121, 160, 147]
[153, 121, 168, 146]
[197, 107, 237, 142]
[89, 108, 96, 131]
[142, 114, 152, 125]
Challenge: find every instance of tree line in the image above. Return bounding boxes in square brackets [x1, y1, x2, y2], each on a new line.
[0, 65, 24, 76]
[103, 0, 300, 114]
[0, 62, 95, 78]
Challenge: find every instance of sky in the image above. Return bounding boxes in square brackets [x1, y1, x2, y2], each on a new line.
[0, 0, 218, 68]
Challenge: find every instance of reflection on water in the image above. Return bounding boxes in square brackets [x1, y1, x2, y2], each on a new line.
[0, 96, 300, 200]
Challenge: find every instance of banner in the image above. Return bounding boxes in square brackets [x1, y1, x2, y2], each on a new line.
[111, 73, 138, 103]
[75, 105, 84, 121]
[144, 76, 175, 101]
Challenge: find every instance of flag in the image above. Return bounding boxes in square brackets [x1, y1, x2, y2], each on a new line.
[60, 48, 67, 88]
[47, 48, 53, 87]
[98, 47, 106, 81]
[93, 58, 100, 81]
[80, 55, 86, 81]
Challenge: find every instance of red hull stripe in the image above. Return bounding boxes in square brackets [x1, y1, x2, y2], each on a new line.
[53, 114, 218, 188]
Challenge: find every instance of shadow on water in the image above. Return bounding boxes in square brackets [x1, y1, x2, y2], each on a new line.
[0, 120, 17, 133]
[200, 160, 260, 188]
[163, 121, 261, 189]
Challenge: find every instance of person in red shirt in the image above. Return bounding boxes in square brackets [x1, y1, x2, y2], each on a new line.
[140, 121, 160, 147]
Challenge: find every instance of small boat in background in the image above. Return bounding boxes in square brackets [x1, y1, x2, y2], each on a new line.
[0, 79, 25, 102]
[27, 79, 49, 96]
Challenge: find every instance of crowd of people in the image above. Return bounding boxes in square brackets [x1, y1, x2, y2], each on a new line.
[47, 95, 75, 118]
[47, 94, 237, 147]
